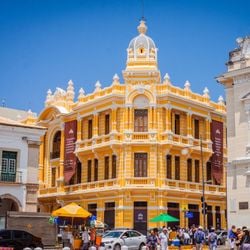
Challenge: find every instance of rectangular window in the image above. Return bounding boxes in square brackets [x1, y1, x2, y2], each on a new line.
[206, 161, 212, 182]
[174, 114, 180, 135]
[51, 168, 56, 187]
[239, 202, 249, 210]
[194, 119, 200, 139]
[187, 158, 192, 182]
[134, 153, 147, 177]
[134, 109, 148, 132]
[87, 160, 92, 182]
[195, 160, 200, 182]
[166, 155, 172, 179]
[105, 114, 110, 134]
[112, 155, 117, 179]
[76, 160, 82, 184]
[104, 156, 109, 180]
[1, 151, 17, 182]
[94, 159, 98, 181]
[175, 156, 180, 180]
[88, 203, 97, 217]
[88, 119, 93, 139]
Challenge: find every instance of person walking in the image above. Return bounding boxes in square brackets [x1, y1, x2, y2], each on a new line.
[194, 226, 205, 250]
[229, 225, 238, 250]
[208, 228, 217, 250]
[241, 229, 250, 250]
[81, 227, 90, 250]
[147, 229, 158, 250]
[159, 227, 169, 250]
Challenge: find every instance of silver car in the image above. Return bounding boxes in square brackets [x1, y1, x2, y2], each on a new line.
[101, 229, 146, 250]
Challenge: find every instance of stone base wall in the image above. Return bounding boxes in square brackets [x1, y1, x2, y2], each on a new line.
[6, 211, 56, 246]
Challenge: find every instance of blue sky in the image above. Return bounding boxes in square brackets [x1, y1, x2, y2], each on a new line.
[0, 0, 250, 114]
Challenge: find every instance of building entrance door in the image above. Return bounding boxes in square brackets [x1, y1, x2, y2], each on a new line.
[134, 202, 147, 235]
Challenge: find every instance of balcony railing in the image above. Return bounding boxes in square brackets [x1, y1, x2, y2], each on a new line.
[0, 170, 22, 183]
[163, 179, 226, 195]
[38, 177, 226, 196]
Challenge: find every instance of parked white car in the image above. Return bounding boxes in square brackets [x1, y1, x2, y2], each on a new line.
[101, 229, 146, 250]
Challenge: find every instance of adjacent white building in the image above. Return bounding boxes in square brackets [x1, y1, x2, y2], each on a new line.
[0, 108, 45, 229]
[217, 37, 250, 228]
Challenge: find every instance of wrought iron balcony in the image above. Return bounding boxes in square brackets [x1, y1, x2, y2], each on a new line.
[0, 170, 22, 183]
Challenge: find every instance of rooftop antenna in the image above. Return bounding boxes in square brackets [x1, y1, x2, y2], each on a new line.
[141, 0, 145, 21]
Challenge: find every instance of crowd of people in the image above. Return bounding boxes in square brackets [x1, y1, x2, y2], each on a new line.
[228, 225, 250, 250]
[146, 225, 250, 250]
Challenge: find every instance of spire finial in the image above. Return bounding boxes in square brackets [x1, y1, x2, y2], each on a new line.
[137, 20, 147, 34]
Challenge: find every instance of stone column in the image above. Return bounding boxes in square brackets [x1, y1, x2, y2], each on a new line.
[245, 108, 250, 155]
[111, 105, 117, 133]
[125, 106, 129, 130]
[205, 117, 211, 141]
[128, 106, 133, 131]
[166, 105, 172, 132]
[148, 106, 152, 130]
[187, 111, 192, 137]
[38, 135, 45, 186]
[58, 123, 65, 188]
[153, 106, 156, 130]
[93, 111, 99, 137]
[77, 115, 82, 141]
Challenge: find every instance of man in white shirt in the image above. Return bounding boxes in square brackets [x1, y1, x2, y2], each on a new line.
[159, 227, 169, 250]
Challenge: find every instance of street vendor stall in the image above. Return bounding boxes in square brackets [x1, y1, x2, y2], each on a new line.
[52, 202, 91, 250]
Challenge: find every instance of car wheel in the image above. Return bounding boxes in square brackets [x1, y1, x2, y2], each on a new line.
[217, 239, 221, 245]
[114, 243, 121, 250]
[139, 243, 145, 250]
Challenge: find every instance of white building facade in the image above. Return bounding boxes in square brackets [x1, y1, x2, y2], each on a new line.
[217, 37, 250, 228]
[0, 113, 45, 229]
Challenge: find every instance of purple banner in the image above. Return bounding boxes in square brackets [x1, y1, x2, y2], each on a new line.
[211, 120, 223, 184]
[64, 120, 77, 183]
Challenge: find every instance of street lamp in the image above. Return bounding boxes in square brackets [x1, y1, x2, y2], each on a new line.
[181, 136, 206, 229]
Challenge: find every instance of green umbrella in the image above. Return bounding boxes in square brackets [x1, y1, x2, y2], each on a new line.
[150, 213, 179, 222]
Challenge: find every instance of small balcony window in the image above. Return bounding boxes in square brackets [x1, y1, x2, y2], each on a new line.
[134, 109, 148, 132]
[1, 151, 17, 182]
[51, 131, 61, 159]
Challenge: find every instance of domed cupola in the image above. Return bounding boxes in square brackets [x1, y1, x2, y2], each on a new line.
[123, 20, 161, 84]
[128, 20, 157, 61]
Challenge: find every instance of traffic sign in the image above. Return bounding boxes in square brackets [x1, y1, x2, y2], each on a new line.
[185, 211, 194, 218]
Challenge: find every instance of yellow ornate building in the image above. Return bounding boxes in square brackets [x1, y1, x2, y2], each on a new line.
[37, 20, 227, 233]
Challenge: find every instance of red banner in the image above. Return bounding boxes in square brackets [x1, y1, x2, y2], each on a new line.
[211, 120, 223, 184]
[64, 120, 77, 183]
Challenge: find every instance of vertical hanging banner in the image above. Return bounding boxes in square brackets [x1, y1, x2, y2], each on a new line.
[64, 120, 77, 183]
[211, 120, 223, 184]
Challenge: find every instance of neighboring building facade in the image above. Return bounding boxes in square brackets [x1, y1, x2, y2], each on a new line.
[38, 21, 227, 232]
[217, 37, 250, 228]
[0, 109, 45, 229]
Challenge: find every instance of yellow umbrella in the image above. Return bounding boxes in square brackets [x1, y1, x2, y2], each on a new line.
[52, 202, 91, 218]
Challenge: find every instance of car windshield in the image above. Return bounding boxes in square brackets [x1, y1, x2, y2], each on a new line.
[103, 231, 123, 238]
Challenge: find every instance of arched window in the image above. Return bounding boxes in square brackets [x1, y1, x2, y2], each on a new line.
[51, 131, 61, 159]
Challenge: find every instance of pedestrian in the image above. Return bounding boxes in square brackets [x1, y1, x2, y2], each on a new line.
[189, 224, 196, 245]
[183, 229, 190, 245]
[194, 226, 205, 250]
[208, 227, 217, 250]
[81, 227, 90, 250]
[241, 229, 250, 250]
[229, 225, 237, 250]
[159, 227, 169, 250]
[147, 229, 158, 250]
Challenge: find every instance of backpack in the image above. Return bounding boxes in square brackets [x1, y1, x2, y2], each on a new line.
[195, 231, 204, 244]
[209, 233, 217, 243]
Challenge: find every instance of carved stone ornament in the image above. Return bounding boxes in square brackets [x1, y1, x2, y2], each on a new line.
[133, 95, 149, 108]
